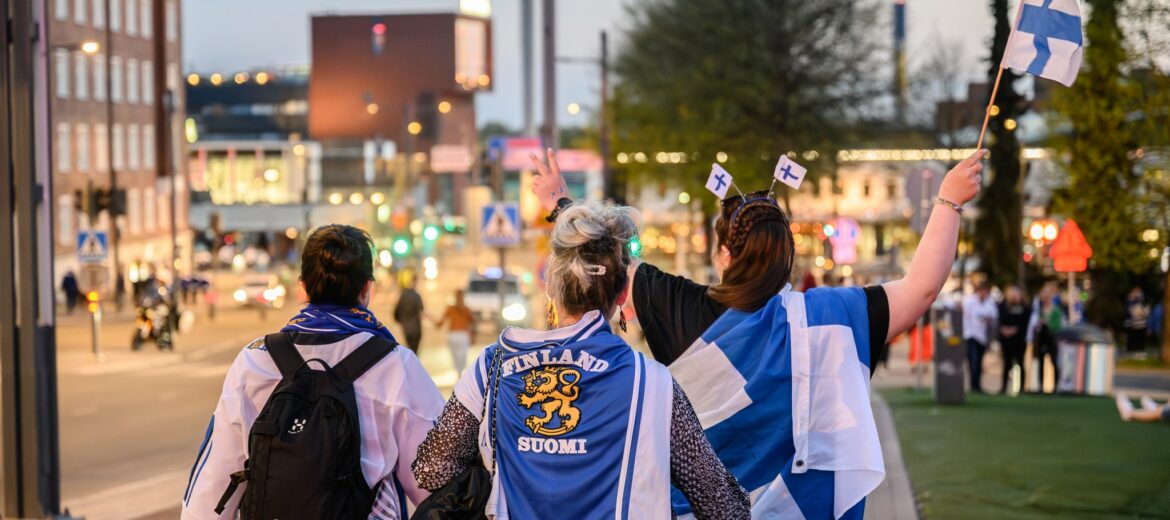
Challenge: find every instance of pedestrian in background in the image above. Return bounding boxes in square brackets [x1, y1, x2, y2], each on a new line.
[394, 273, 425, 353]
[1028, 282, 1065, 392]
[61, 270, 80, 315]
[998, 285, 1029, 394]
[1124, 286, 1149, 353]
[434, 289, 475, 372]
[962, 281, 998, 394]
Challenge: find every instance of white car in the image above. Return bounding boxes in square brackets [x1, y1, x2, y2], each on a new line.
[464, 272, 529, 325]
[233, 274, 286, 310]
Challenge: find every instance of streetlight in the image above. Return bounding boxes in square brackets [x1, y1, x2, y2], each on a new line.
[566, 102, 580, 115]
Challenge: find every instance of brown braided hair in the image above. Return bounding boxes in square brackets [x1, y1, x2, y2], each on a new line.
[708, 191, 796, 311]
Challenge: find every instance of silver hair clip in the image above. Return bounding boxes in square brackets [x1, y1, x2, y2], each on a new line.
[584, 264, 607, 276]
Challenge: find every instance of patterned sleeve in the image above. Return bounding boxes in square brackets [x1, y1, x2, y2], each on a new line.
[410, 396, 481, 492]
[669, 380, 752, 519]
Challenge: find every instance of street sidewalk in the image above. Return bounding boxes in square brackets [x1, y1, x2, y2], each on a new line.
[865, 338, 921, 520]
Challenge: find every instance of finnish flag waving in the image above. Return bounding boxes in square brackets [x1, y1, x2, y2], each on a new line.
[669, 286, 884, 519]
[1003, 0, 1084, 86]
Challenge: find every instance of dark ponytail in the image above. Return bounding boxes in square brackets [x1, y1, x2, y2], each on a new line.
[708, 194, 795, 311]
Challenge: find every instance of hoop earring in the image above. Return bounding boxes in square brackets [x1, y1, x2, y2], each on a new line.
[546, 300, 557, 328]
[618, 309, 628, 333]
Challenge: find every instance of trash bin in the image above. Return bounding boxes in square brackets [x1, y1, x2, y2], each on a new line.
[1054, 323, 1115, 395]
[932, 305, 966, 404]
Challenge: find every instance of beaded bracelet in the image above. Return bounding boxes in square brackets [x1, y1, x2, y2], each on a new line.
[935, 197, 964, 215]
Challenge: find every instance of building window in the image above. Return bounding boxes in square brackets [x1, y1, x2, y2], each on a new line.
[127, 188, 141, 235]
[56, 123, 71, 173]
[126, 59, 138, 104]
[110, 0, 120, 32]
[94, 123, 108, 173]
[58, 195, 75, 246]
[92, 0, 105, 28]
[887, 180, 897, 199]
[55, 0, 68, 21]
[127, 124, 140, 170]
[165, 0, 177, 42]
[862, 179, 871, 198]
[143, 186, 156, 232]
[111, 124, 124, 169]
[74, 52, 89, 100]
[124, 0, 137, 37]
[54, 49, 70, 99]
[142, 60, 154, 105]
[143, 124, 155, 169]
[167, 62, 179, 91]
[139, 0, 151, 37]
[92, 54, 106, 101]
[110, 56, 123, 102]
[74, 0, 87, 25]
[76, 124, 90, 173]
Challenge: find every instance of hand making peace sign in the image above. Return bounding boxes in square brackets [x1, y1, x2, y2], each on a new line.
[529, 148, 571, 212]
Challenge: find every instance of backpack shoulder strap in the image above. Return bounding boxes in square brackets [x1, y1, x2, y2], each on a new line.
[333, 335, 396, 383]
[264, 332, 305, 379]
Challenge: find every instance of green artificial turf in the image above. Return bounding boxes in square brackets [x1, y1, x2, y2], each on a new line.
[881, 389, 1170, 519]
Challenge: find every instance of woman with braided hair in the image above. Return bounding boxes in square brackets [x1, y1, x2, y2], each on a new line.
[529, 148, 985, 519]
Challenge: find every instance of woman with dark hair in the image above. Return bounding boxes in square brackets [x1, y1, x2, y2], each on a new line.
[412, 201, 750, 519]
[528, 148, 985, 518]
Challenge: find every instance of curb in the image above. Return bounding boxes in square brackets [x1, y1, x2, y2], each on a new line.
[866, 391, 920, 520]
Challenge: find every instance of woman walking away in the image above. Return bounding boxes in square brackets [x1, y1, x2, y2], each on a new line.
[412, 201, 750, 519]
[527, 147, 985, 518]
[998, 285, 1030, 394]
[435, 289, 476, 372]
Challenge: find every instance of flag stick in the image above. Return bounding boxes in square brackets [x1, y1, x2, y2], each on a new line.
[976, 0, 1028, 151]
[731, 181, 745, 198]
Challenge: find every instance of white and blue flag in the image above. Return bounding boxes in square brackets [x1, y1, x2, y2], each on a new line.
[669, 286, 884, 519]
[706, 163, 734, 199]
[1003, 0, 1083, 87]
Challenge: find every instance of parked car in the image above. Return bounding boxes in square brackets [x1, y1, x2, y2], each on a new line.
[233, 274, 286, 317]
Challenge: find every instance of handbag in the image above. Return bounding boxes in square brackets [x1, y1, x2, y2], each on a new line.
[411, 350, 504, 519]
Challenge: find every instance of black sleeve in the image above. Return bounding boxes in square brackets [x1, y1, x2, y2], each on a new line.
[632, 263, 727, 366]
[863, 285, 890, 375]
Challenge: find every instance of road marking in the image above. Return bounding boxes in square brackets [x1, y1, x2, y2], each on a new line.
[63, 336, 244, 377]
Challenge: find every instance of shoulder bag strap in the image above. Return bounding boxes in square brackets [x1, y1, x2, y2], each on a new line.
[264, 332, 305, 379]
[333, 335, 397, 383]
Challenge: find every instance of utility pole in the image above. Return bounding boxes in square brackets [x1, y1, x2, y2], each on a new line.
[542, 0, 557, 148]
[599, 31, 611, 200]
[106, 0, 120, 294]
[2, 0, 64, 515]
[521, 0, 535, 137]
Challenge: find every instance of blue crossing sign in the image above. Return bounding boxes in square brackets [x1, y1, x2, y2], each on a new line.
[77, 231, 109, 264]
[481, 203, 521, 247]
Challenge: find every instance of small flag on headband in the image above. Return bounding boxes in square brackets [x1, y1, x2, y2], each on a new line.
[706, 163, 734, 198]
[773, 156, 807, 190]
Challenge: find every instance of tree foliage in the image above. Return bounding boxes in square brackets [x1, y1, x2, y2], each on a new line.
[974, 0, 1026, 289]
[611, 0, 885, 208]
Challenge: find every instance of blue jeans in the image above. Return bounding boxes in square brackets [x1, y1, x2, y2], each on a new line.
[966, 338, 987, 393]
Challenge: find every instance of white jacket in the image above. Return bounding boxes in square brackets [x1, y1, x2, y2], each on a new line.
[180, 332, 444, 520]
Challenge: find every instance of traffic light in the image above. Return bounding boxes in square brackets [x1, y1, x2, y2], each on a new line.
[86, 291, 100, 314]
[392, 236, 411, 256]
[422, 224, 440, 242]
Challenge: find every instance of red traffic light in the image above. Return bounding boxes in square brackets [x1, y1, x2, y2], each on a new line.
[372, 23, 387, 35]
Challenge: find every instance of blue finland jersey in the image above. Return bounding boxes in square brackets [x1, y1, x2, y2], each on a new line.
[669, 286, 884, 520]
[454, 311, 673, 520]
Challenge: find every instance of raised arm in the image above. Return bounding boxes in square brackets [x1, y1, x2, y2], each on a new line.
[881, 150, 986, 343]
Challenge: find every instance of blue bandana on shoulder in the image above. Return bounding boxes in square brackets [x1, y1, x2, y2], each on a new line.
[281, 303, 396, 342]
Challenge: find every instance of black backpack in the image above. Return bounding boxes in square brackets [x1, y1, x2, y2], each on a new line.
[215, 331, 396, 519]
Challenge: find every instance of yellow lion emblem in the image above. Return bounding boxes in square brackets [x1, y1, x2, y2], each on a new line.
[517, 367, 582, 436]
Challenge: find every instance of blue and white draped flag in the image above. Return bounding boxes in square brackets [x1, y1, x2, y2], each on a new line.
[706, 163, 734, 199]
[1003, 0, 1084, 87]
[669, 286, 884, 519]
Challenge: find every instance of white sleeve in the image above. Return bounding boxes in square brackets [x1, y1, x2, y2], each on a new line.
[373, 353, 445, 516]
[180, 359, 250, 520]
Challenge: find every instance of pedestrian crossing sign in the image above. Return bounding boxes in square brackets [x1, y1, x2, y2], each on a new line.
[481, 203, 521, 247]
[77, 231, 109, 264]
